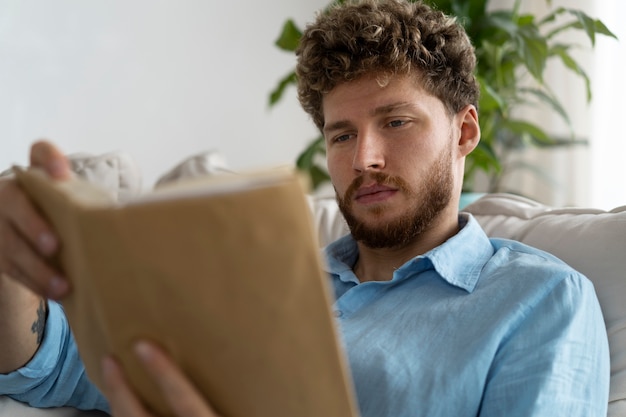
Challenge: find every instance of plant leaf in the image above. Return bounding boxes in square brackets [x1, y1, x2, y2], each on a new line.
[478, 78, 504, 113]
[502, 119, 552, 146]
[590, 17, 618, 39]
[516, 23, 548, 81]
[519, 86, 572, 130]
[308, 165, 331, 190]
[566, 9, 619, 45]
[295, 136, 328, 191]
[268, 71, 297, 107]
[295, 136, 325, 170]
[463, 140, 500, 191]
[571, 10, 598, 45]
[466, 0, 488, 22]
[274, 19, 302, 52]
[470, 141, 500, 172]
[544, 8, 618, 44]
[538, 6, 565, 26]
[483, 10, 519, 38]
[550, 44, 592, 102]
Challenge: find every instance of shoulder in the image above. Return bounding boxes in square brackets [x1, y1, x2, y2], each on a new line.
[487, 237, 585, 279]
[478, 237, 598, 311]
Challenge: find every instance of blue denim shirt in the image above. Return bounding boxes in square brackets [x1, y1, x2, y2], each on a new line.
[0, 214, 609, 416]
[325, 214, 609, 417]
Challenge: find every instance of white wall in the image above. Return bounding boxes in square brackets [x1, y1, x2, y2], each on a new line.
[1, 0, 327, 188]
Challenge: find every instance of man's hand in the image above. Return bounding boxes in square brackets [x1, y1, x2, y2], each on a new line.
[0, 140, 72, 373]
[103, 341, 222, 417]
[0, 140, 71, 299]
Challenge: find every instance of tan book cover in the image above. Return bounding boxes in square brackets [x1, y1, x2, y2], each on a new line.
[14, 167, 358, 417]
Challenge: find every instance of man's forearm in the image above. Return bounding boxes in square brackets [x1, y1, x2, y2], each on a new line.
[0, 273, 46, 374]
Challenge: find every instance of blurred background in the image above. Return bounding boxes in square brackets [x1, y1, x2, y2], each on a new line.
[1, 0, 624, 209]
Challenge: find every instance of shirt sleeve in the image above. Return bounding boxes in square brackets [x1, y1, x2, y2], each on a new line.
[0, 301, 110, 413]
[479, 272, 610, 417]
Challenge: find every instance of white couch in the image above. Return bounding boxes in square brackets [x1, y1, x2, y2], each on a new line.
[2, 151, 625, 417]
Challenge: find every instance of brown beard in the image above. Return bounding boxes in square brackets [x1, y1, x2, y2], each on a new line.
[336, 147, 454, 249]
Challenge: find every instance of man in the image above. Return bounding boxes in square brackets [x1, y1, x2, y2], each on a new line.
[0, 0, 610, 416]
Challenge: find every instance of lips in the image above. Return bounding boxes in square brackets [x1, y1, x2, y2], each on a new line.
[354, 184, 398, 203]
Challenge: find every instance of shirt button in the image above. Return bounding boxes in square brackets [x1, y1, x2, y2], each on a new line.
[334, 310, 343, 318]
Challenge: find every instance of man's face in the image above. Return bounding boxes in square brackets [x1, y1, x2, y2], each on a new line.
[322, 74, 463, 249]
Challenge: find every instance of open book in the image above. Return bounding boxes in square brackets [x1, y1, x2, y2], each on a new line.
[14, 167, 358, 417]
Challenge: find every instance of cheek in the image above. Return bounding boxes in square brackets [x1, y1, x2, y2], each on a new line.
[390, 140, 446, 179]
[326, 155, 342, 183]
[326, 150, 352, 189]
[388, 141, 422, 168]
[326, 143, 349, 168]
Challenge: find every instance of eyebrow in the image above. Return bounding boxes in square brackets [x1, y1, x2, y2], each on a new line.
[323, 101, 417, 136]
[371, 101, 416, 117]
[323, 120, 352, 137]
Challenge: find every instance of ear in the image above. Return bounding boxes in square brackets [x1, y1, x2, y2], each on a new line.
[454, 105, 480, 157]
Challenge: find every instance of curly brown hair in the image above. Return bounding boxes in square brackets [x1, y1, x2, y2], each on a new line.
[296, 0, 479, 131]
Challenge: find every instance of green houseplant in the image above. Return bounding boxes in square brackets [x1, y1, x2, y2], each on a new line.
[269, 0, 616, 192]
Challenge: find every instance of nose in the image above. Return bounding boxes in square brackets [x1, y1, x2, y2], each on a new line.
[352, 130, 385, 173]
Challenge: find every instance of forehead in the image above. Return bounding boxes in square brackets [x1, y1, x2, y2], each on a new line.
[322, 74, 445, 125]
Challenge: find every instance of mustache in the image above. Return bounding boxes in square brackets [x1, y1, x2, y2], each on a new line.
[343, 172, 411, 202]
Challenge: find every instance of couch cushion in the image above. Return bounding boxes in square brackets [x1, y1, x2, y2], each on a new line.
[66, 152, 142, 203]
[154, 150, 231, 188]
[2, 151, 142, 203]
[307, 194, 349, 248]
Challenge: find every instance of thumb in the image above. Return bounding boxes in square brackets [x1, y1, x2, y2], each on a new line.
[29, 140, 72, 180]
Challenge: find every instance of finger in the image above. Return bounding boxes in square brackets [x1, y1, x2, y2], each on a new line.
[29, 140, 71, 180]
[102, 356, 154, 417]
[0, 229, 66, 299]
[134, 341, 220, 417]
[0, 182, 68, 298]
[0, 180, 59, 257]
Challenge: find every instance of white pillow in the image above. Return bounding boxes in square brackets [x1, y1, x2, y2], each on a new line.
[65, 152, 142, 203]
[307, 194, 349, 247]
[1, 151, 142, 203]
[154, 150, 231, 188]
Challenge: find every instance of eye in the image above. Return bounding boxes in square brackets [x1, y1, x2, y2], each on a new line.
[388, 119, 407, 128]
[333, 133, 354, 143]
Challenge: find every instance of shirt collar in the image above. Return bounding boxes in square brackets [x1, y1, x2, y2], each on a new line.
[323, 213, 494, 293]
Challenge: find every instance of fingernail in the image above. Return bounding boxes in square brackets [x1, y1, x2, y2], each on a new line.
[48, 160, 66, 178]
[134, 341, 154, 363]
[38, 232, 57, 255]
[48, 276, 68, 298]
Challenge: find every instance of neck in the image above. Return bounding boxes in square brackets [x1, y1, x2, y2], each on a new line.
[353, 210, 460, 282]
